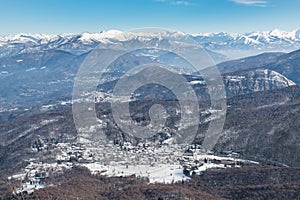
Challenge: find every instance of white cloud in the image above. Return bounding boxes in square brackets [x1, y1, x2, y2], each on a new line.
[172, 1, 192, 6]
[230, 0, 268, 7]
[153, 0, 193, 6]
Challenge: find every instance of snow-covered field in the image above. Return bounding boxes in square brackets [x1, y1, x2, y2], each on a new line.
[83, 162, 189, 184]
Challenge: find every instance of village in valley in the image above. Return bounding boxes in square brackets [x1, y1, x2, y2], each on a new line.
[8, 134, 259, 195]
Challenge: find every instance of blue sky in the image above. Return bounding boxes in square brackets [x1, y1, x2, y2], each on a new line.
[1, 0, 300, 35]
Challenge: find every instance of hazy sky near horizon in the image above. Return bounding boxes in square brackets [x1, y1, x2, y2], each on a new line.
[1, 0, 299, 35]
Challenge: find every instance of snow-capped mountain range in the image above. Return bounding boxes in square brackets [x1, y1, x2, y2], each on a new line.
[193, 29, 300, 58]
[1, 29, 300, 59]
[193, 29, 300, 45]
[2, 28, 300, 111]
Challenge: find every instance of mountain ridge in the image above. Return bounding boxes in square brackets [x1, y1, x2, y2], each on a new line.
[1, 28, 300, 59]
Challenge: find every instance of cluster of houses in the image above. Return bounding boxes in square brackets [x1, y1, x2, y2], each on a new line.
[8, 135, 258, 195]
